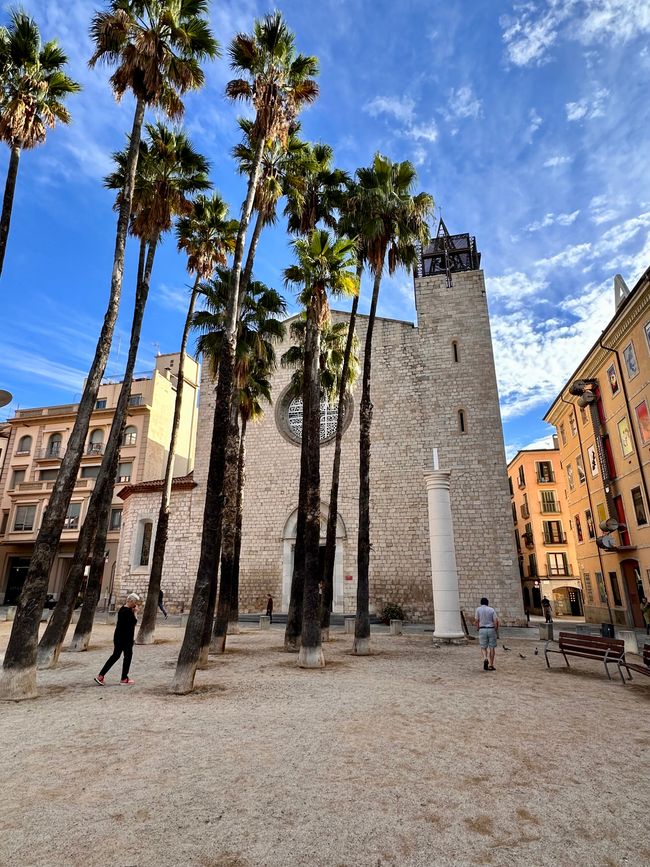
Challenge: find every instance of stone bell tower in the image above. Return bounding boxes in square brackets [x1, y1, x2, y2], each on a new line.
[413, 220, 523, 623]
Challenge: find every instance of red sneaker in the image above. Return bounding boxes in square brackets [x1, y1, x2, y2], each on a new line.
[120, 678, 135, 685]
[94, 675, 105, 685]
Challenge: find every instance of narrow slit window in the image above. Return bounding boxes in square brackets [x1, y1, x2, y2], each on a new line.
[452, 341, 459, 363]
[458, 409, 466, 433]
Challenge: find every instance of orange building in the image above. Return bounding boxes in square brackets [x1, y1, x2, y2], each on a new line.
[508, 446, 582, 617]
[545, 270, 650, 626]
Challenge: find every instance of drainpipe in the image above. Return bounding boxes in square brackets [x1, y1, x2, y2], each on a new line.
[560, 393, 614, 624]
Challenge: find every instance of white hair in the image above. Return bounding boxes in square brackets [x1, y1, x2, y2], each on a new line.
[126, 592, 141, 603]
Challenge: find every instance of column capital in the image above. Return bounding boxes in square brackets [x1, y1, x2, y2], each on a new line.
[423, 469, 451, 492]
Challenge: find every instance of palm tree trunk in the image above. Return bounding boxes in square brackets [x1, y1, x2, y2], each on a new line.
[37, 239, 149, 669]
[322, 284, 360, 638]
[171, 135, 266, 695]
[137, 275, 201, 644]
[0, 144, 21, 277]
[209, 403, 240, 655]
[0, 97, 146, 701]
[355, 270, 382, 655]
[239, 210, 264, 305]
[298, 299, 324, 668]
[68, 463, 117, 651]
[229, 419, 246, 634]
[284, 431, 308, 651]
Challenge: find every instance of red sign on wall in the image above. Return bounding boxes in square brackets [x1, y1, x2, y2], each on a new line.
[344, 574, 353, 581]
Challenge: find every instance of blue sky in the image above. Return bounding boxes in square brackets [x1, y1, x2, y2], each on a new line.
[1, 0, 650, 459]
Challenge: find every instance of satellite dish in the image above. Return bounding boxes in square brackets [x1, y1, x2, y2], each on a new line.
[599, 518, 620, 532]
[598, 534, 617, 550]
[577, 392, 595, 407]
[0, 389, 12, 409]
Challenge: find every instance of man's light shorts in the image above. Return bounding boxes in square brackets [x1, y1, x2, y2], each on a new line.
[478, 627, 497, 649]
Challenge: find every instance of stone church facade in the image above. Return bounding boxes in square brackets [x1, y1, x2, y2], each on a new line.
[115, 228, 524, 624]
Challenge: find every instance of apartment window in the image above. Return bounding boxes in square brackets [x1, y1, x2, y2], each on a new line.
[10, 469, 26, 489]
[543, 520, 564, 544]
[547, 552, 569, 577]
[575, 455, 586, 485]
[631, 487, 648, 526]
[523, 522, 533, 547]
[514, 528, 521, 550]
[508, 476, 514, 496]
[585, 509, 596, 539]
[81, 466, 101, 480]
[614, 495, 631, 546]
[583, 572, 594, 604]
[128, 394, 143, 407]
[13, 505, 36, 531]
[511, 502, 517, 525]
[596, 502, 607, 527]
[122, 426, 137, 447]
[574, 515, 583, 543]
[569, 414, 577, 437]
[46, 433, 62, 457]
[139, 520, 153, 566]
[39, 469, 58, 481]
[16, 435, 32, 454]
[602, 434, 617, 479]
[110, 508, 122, 531]
[452, 340, 459, 362]
[95, 399, 107, 410]
[63, 502, 81, 530]
[117, 462, 132, 483]
[458, 409, 466, 433]
[0, 512, 8, 535]
[595, 571, 608, 603]
[536, 461, 554, 483]
[540, 491, 559, 513]
[609, 572, 623, 607]
[559, 423, 566, 446]
[579, 405, 588, 426]
[522, 492, 530, 518]
[566, 464, 575, 491]
[518, 465, 526, 488]
[528, 553, 537, 577]
[87, 429, 104, 455]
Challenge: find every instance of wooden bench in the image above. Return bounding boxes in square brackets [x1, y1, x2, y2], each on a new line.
[545, 632, 626, 684]
[620, 642, 650, 684]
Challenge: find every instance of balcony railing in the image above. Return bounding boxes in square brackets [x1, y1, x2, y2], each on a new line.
[85, 443, 105, 456]
[544, 566, 574, 577]
[37, 445, 65, 460]
[536, 473, 555, 484]
[517, 478, 526, 489]
[543, 532, 567, 545]
[540, 502, 561, 514]
[520, 503, 530, 519]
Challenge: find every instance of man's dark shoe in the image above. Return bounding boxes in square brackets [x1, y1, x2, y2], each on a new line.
[483, 660, 489, 671]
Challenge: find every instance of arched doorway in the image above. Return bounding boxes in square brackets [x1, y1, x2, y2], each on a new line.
[552, 585, 584, 616]
[620, 558, 645, 628]
[281, 505, 347, 613]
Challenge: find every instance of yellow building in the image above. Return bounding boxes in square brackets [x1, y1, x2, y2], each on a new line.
[508, 446, 582, 617]
[545, 269, 650, 626]
[0, 353, 199, 606]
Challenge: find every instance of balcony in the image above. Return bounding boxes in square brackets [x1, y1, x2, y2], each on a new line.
[536, 473, 555, 484]
[543, 532, 567, 545]
[14, 478, 93, 494]
[540, 502, 561, 514]
[544, 566, 574, 578]
[522, 533, 534, 549]
[36, 445, 65, 461]
[517, 478, 526, 489]
[84, 443, 105, 458]
[520, 503, 530, 519]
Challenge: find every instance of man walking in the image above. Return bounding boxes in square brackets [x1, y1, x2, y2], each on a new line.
[542, 596, 553, 623]
[158, 588, 168, 620]
[475, 596, 499, 672]
[266, 594, 273, 624]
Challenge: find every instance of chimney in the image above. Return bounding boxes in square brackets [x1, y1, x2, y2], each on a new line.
[552, 434, 559, 449]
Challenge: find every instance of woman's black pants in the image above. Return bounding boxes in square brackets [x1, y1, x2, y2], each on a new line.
[99, 641, 133, 680]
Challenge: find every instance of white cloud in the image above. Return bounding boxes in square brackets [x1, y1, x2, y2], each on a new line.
[599, 211, 650, 254]
[526, 210, 580, 232]
[500, 4, 568, 66]
[486, 271, 549, 309]
[543, 155, 572, 168]
[535, 242, 593, 271]
[446, 85, 482, 120]
[527, 108, 543, 140]
[566, 89, 609, 121]
[363, 95, 415, 124]
[409, 122, 439, 143]
[155, 283, 192, 313]
[589, 194, 627, 225]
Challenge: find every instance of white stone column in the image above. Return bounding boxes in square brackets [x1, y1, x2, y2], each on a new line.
[424, 470, 465, 639]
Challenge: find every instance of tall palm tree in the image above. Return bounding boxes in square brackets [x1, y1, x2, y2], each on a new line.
[0, 9, 80, 276]
[35, 124, 210, 668]
[0, 0, 217, 701]
[172, 11, 318, 695]
[281, 143, 348, 652]
[284, 230, 358, 668]
[136, 193, 238, 645]
[191, 270, 286, 658]
[352, 154, 433, 655]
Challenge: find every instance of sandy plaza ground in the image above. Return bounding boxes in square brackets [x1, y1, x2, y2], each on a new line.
[1, 620, 649, 867]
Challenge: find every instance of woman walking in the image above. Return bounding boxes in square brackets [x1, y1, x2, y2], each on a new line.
[94, 593, 141, 685]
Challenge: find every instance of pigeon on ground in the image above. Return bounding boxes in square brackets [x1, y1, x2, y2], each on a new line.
[502, 644, 511, 651]
[534, 647, 539, 655]
[519, 653, 526, 659]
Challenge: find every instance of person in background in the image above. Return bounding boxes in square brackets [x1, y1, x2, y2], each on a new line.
[475, 596, 499, 672]
[158, 588, 168, 620]
[95, 593, 141, 685]
[542, 596, 553, 623]
[641, 596, 650, 635]
[266, 594, 273, 624]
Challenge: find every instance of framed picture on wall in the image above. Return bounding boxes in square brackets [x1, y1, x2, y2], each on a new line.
[607, 363, 619, 395]
[645, 320, 650, 353]
[623, 341, 639, 379]
[618, 416, 634, 457]
[587, 445, 599, 477]
[635, 399, 650, 445]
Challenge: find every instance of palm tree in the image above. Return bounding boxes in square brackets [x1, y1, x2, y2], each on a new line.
[0, 0, 217, 701]
[284, 230, 358, 668]
[172, 11, 318, 695]
[352, 155, 433, 655]
[191, 270, 286, 658]
[136, 193, 238, 645]
[0, 9, 80, 276]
